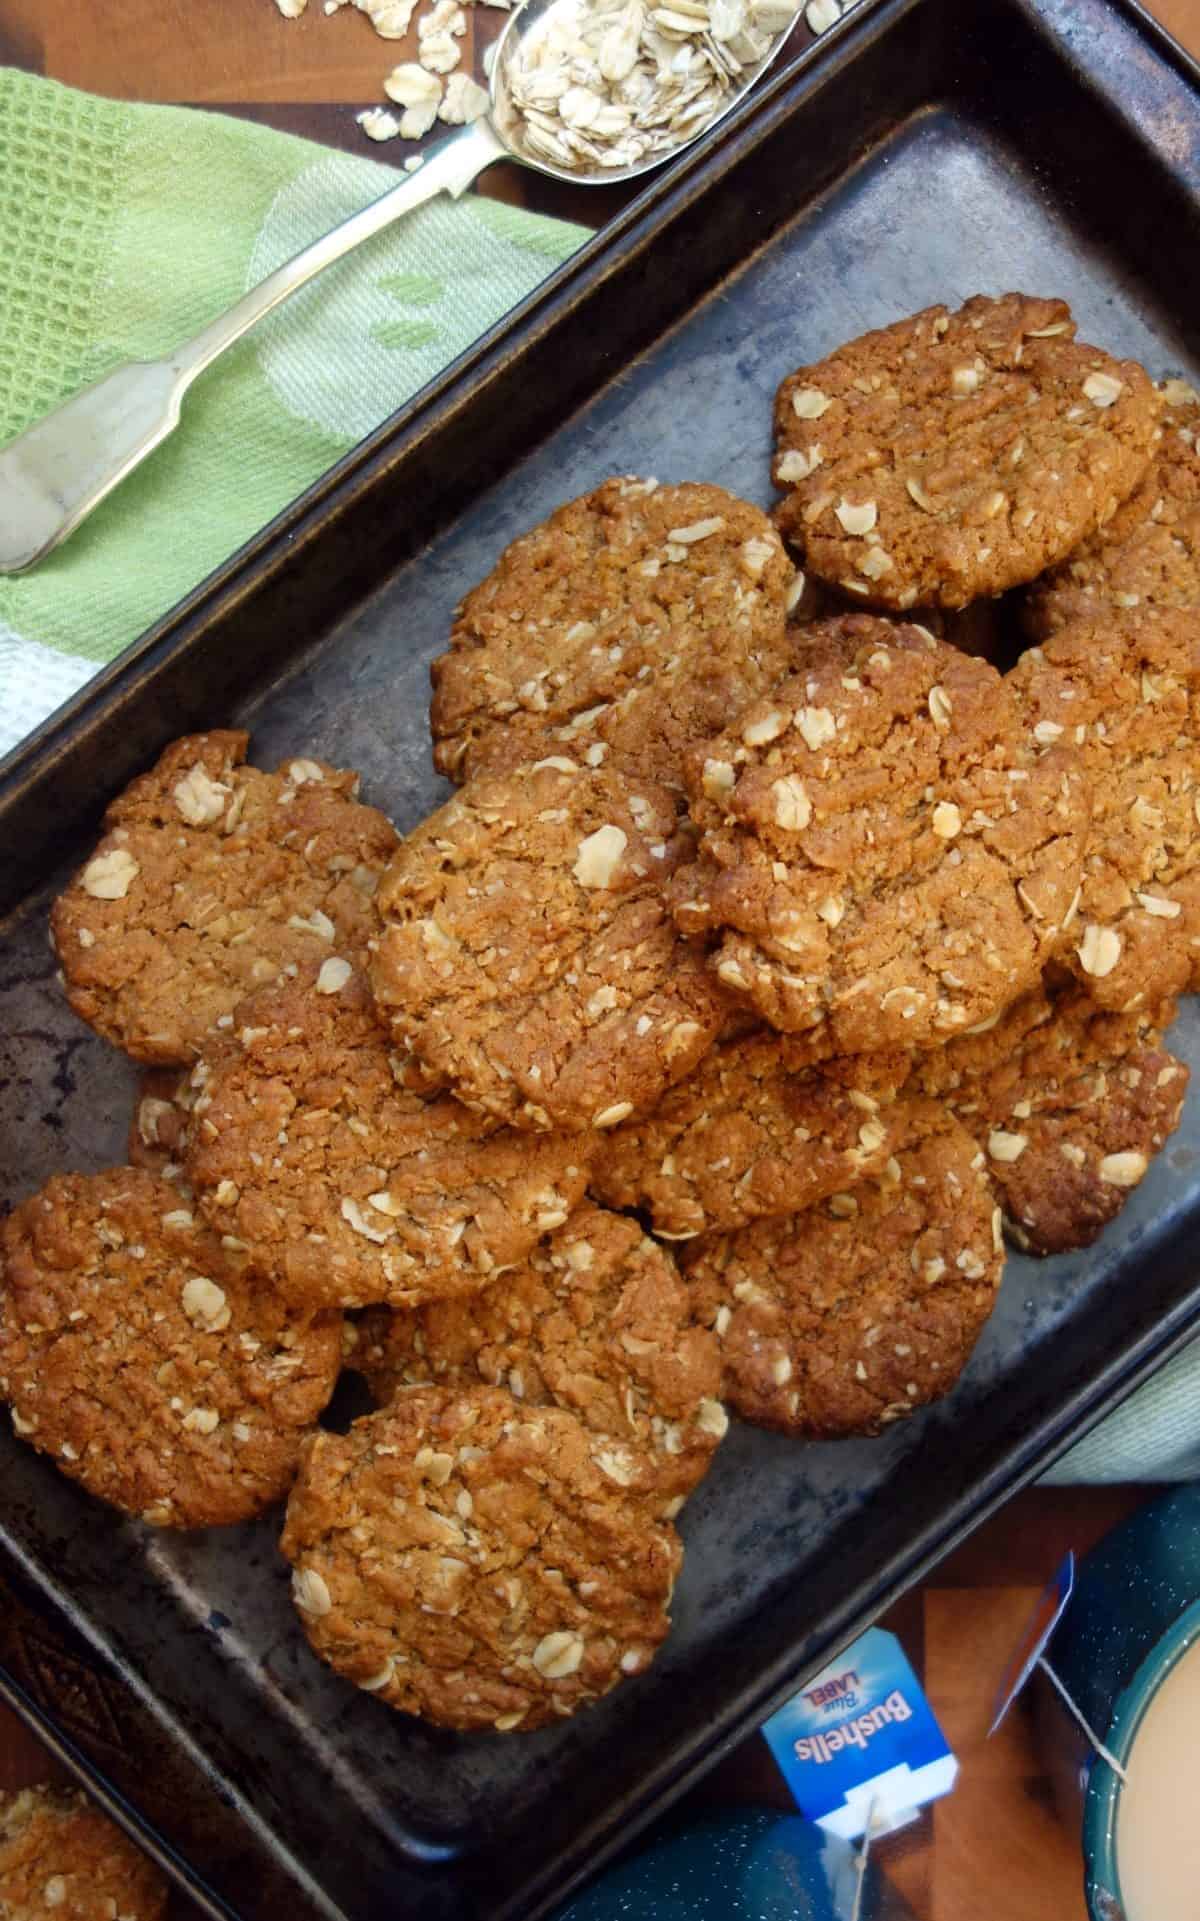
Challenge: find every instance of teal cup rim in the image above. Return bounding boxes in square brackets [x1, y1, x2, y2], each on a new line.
[1083, 1592, 1200, 1918]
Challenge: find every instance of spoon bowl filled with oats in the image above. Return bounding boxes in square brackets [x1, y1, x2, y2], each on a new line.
[0, 0, 832, 574]
[490, 0, 801, 180]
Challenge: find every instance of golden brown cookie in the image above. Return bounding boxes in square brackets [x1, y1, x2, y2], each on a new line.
[1007, 606, 1200, 1009]
[127, 1069, 195, 1179]
[684, 1118, 1002, 1437]
[370, 758, 728, 1132]
[589, 1032, 920, 1238]
[672, 616, 1090, 1050]
[430, 478, 798, 789]
[50, 731, 399, 1065]
[0, 1169, 341, 1527]
[1025, 380, 1200, 637]
[280, 1387, 682, 1732]
[183, 963, 593, 1311]
[913, 983, 1189, 1254]
[356, 1204, 725, 1516]
[772, 294, 1160, 611]
[0, 1785, 168, 1921]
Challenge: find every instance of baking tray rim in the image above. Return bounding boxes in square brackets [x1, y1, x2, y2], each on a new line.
[1, 1, 1199, 1916]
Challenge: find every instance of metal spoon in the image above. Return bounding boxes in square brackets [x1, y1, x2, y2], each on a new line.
[0, 0, 808, 574]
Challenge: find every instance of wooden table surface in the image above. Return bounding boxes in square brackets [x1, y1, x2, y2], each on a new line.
[1, 1, 1198, 1915]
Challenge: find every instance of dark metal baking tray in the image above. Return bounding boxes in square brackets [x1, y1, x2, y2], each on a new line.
[2, 0, 1198, 1914]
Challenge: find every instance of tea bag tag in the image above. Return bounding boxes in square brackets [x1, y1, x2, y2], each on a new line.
[989, 1551, 1127, 1780]
[762, 1627, 958, 1840]
[990, 1551, 1075, 1732]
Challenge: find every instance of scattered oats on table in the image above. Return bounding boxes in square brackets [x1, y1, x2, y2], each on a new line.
[272, 0, 507, 149]
[384, 63, 444, 137]
[357, 105, 406, 139]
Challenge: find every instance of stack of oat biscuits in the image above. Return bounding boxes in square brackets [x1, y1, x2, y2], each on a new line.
[4, 293, 1196, 1737]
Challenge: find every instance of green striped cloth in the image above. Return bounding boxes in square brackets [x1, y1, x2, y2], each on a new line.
[0, 67, 586, 756]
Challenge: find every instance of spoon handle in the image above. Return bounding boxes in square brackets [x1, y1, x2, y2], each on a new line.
[175, 120, 505, 381]
[0, 119, 506, 576]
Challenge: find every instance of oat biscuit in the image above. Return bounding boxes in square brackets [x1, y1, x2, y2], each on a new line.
[0, 1169, 341, 1527]
[128, 1068, 196, 1179]
[590, 1032, 920, 1237]
[371, 758, 727, 1131]
[773, 294, 1160, 610]
[280, 1386, 682, 1731]
[914, 984, 1189, 1254]
[1008, 607, 1200, 1008]
[672, 617, 1089, 1050]
[1025, 381, 1200, 637]
[430, 478, 797, 789]
[51, 731, 399, 1064]
[184, 964, 593, 1311]
[356, 1204, 725, 1515]
[0, 1785, 167, 1921]
[684, 1118, 1002, 1437]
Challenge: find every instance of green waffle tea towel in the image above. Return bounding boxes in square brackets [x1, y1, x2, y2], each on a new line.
[0, 67, 588, 757]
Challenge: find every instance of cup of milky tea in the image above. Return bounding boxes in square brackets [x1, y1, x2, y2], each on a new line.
[1035, 1483, 1200, 1920]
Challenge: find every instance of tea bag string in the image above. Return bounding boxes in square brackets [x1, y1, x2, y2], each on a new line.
[849, 1795, 882, 1921]
[1037, 1654, 1128, 1782]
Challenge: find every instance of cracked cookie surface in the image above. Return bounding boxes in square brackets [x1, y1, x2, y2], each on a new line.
[431, 478, 797, 789]
[50, 731, 399, 1065]
[1008, 606, 1200, 1009]
[672, 616, 1089, 1050]
[371, 758, 727, 1131]
[1025, 382, 1200, 637]
[0, 1785, 168, 1921]
[684, 1117, 1002, 1437]
[773, 293, 1160, 611]
[0, 1168, 341, 1527]
[280, 1386, 682, 1731]
[184, 964, 593, 1311]
[356, 1203, 725, 1516]
[590, 1032, 919, 1238]
[914, 983, 1189, 1254]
